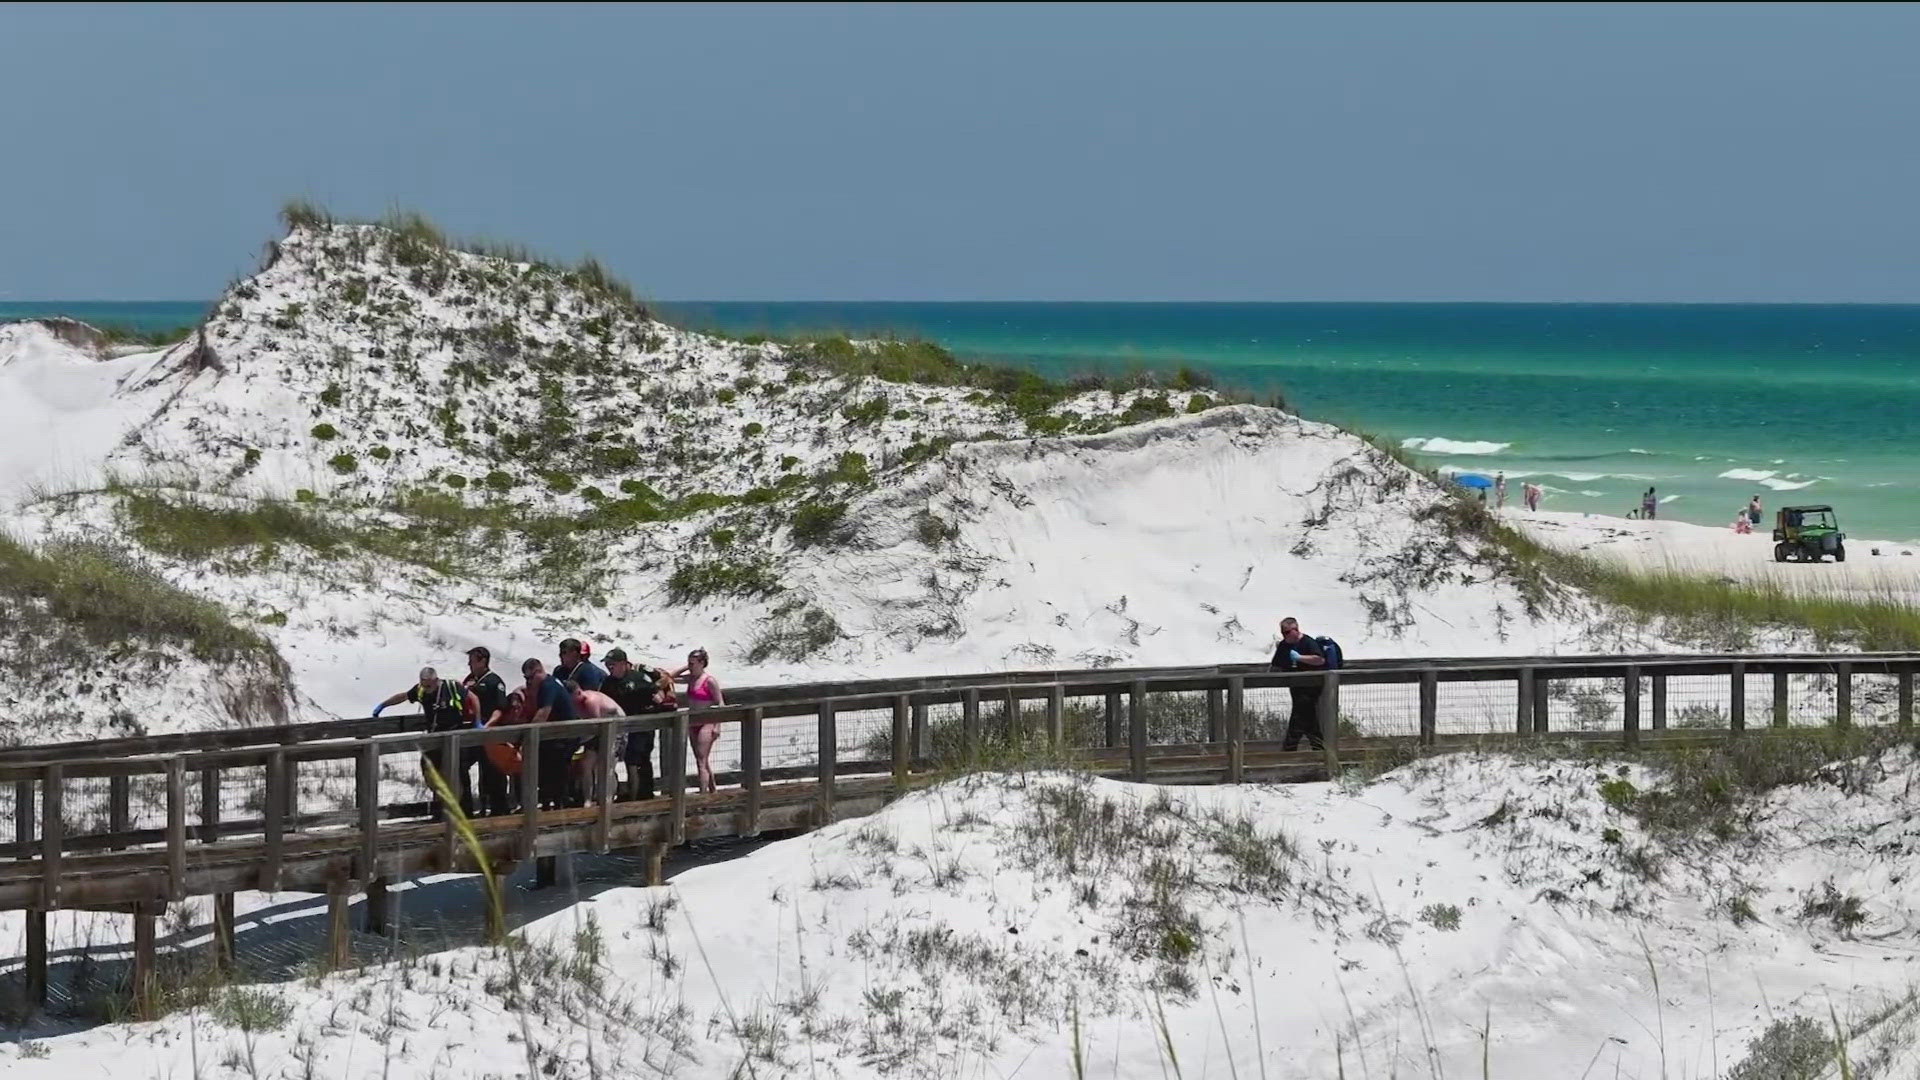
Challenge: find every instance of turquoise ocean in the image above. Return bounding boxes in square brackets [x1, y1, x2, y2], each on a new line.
[9, 300, 1918, 542]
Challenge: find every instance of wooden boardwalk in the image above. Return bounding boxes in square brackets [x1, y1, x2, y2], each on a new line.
[3, 650, 1914, 1010]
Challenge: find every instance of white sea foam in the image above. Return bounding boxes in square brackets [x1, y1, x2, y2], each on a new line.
[1719, 468, 1778, 482]
[1760, 477, 1820, 491]
[1401, 436, 1511, 455]
[1512, 471, 1657, 484]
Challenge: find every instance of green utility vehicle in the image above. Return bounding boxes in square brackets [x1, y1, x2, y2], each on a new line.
[1772, 505, 1846, 563]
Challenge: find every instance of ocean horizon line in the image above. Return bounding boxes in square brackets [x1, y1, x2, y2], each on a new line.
[12, 298, 1920, 309]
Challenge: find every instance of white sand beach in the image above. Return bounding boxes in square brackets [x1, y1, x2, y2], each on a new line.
[1511, 507, 1920, 603]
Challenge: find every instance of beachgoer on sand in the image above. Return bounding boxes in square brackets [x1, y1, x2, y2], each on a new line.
[374, 666, 481, 818]
[1748, 495, 1763, 525]
[1495, 472, 1507, 509]
[1269, 618, 1331, 751]
[1523, 482, 1541, 512]
[1642, 487, 1658, 521]
[674, 649, 726, 794]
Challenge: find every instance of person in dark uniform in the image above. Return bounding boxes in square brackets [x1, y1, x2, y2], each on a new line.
[374, 667, 480, 817]
[600, 648, 674, 801]
[1268, 618, 1329, 751]
[462, 646, 514, 815]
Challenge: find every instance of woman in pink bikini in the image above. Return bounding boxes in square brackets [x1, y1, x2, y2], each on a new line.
[675, 648, 726, 793]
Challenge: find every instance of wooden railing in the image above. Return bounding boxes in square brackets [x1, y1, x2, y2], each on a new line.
[1, 651, 1915, 1010]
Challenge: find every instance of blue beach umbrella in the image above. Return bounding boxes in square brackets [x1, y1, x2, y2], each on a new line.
[1455, 473, 1495, 490]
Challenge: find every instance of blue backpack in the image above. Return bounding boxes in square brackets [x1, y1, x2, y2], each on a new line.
[1314, 636, 1345, 670]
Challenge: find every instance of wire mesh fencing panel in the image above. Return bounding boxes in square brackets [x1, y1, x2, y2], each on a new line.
[758, 710, 821, 773]
[1784, 671, 1843, 727]
[1541, 676, 1623, 734]
[1433, 676, 1518, 736]
[1660, 673, 1734, 730]
[1853, 673, 1901, 727]
[1241, 683, 1305, 742]
[1058, 687, 1113, 750]
[831, 702, 895, 764]
[1338, 681, 1420, 739]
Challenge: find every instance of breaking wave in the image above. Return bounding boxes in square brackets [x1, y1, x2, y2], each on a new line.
[1401, 436, 1511, 455]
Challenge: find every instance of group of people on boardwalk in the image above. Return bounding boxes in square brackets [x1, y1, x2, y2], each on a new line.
[374, 639, 726, 818]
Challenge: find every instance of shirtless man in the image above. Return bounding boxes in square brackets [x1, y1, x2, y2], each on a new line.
[571, 684, 626, 805]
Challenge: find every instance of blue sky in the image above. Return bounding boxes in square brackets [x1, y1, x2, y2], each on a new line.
[4, 2, 1918, 301]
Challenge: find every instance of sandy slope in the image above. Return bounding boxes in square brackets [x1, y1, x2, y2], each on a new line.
[9, 753, 1919, 1077]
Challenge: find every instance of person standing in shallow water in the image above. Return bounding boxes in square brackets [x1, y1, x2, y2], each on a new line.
[673, 649, 726, 794]
[1494, 471, 1507, 509]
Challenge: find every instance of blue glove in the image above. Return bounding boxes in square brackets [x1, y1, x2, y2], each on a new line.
[1288, 650, 1301, 666]
[372, 703, 385, 718]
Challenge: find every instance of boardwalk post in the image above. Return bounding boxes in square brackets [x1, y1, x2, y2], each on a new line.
[25, 908, 47, 1008]
[1729, 662, 1747, 734]
[166, 756, 186, 901]
[1516, 668, 1535, 735]
[1651, 674, 1669, 731]
[363, 878, 390, 937]
[40, 764, 61, 909]
[1207, 688, 1225, 743]
[214, 892, 236, 966]
[1006, 688, 1023, 745]
[1900, 665, 1915, 729]
[200, 765, 221, 843]
[1622, 666, 1641, 748]
[962, 689, 982, 760]
[1835, 662, 1853, 728]
[263, 749, 286, 890]
[1226, 676, 1246, 784]
[132, 901, 158, 1019]
[1104, 691, 1123, 748]
[1046, 684, 1065, 749]
[1532, 675, 1550, 734]
[669, 712, 689, 845]
[1773, 670, 1790, 728]
[1317, 671, 1341, 775]
[596, 720, 617, 853]
[440, 732, 462, 869]
[520, 724, 542, 860]
[1418, 668, 1438, 746]
[741, 709, 763, 837]
[817, 699, 838, 827]
[910, 700, 930, 762]
[14, 778, 33, 860]
[283, 754, 299, 832]
[357, 743, 380, 881]
[891, 696, 911, 788]
[326, 882, 352, 970]
[110, 774, 130, 848]
[1129, 680, 1148, 782]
